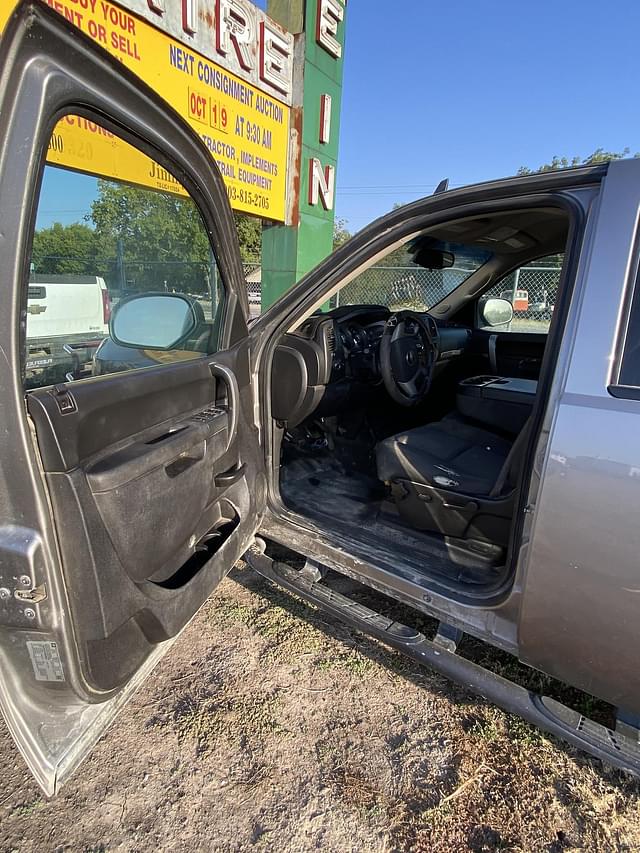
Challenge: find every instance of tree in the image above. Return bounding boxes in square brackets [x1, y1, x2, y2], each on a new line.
[31, 222, 101, 275]
[90, 182, 271, 290]
[32, 182, 266, 293]
[518, 147, 640, 176]
[333, 217, 351, 249]
[90, 180, 214, 293]
[233, 213, 261, 261]
[91, 180, 209, 262]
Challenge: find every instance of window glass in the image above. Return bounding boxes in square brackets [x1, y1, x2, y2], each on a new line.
[25, 116, 224, 390]
[481, 254, 563, 333]
[326, 238, 492, 312]
[617, 267, 640, 387]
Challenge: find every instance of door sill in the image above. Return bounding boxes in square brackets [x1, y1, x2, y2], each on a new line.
[259, 504, 519, 654]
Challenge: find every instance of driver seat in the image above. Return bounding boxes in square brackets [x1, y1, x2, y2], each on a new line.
[376, 415, 530, 547]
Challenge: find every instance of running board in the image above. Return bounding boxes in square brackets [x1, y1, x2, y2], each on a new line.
[244, 540, 640, 777]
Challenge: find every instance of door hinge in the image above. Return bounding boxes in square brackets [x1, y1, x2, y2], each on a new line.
[523, 504, 535, 515]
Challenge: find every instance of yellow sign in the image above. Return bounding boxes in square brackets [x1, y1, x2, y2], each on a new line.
[46, 115, 192, 196]
[1, 0, 290, 221]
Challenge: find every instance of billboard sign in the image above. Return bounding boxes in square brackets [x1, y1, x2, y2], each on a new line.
[113, 0, 294, 105]
[0, 0, 293, 221]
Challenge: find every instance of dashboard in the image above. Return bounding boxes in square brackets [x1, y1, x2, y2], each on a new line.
[271, 304, 472, 426]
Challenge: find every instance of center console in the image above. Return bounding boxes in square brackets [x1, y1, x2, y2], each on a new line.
[457, 375, 537, 435]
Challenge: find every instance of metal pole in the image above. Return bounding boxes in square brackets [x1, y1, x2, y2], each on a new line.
[116, 238, 126, 292]
[210, 249, 218, 316]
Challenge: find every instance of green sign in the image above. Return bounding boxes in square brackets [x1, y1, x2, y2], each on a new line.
[262, 0, 347, 308]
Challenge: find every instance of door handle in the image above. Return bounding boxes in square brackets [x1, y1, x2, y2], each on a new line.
[209, 363, 239, 452]
[488, 334, 498, 374]
[214, 463, 246, 488]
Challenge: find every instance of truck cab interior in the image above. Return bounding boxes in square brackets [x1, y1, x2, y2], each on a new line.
[269, 205, 570, 589]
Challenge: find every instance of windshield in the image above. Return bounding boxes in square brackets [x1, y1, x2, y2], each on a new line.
[324, 239, 492, 312]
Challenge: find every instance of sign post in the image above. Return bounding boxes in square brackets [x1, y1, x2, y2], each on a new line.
[261, 0, 347, 309]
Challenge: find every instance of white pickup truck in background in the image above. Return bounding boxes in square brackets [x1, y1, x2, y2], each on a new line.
[26, 274, 111, 385]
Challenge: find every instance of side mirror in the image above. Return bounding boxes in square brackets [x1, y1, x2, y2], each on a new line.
[480, 297, 514, 328]
[110, 293, 200, 350]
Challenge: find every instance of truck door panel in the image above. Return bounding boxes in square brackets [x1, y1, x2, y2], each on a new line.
[26, 354, 255, 692]
[0, 3, 264, 793]
[468, 329, 547, 379]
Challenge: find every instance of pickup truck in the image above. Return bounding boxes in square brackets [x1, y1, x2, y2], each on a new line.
[26, 273, 110, 385]
[1, 2, 640, 796]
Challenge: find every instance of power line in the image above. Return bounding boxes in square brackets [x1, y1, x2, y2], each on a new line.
[336, 185, 466, 197]
[337, 181, 468, 190]
[339, 183, 440, 190]
[337, 191, 435, 197]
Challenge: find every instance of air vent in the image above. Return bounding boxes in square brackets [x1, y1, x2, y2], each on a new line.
[326, 325, 335, 353]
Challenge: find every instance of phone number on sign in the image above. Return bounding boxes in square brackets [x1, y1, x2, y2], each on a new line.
[226, 185, 270, 211]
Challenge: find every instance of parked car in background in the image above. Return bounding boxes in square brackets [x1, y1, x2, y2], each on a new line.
[500, 287, 529, 312]
[500, 287, 554, 319]
[25, 273, 110, 385]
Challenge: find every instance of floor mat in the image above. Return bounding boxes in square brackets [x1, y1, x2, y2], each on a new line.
[280, 457, 501, 585]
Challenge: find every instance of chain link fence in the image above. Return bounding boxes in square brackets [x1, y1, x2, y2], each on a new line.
[484, 265, 561, 331]
[244, 262, 262, 310]
[336, 266, 472, 312]
[244, 262, 562, 328]
[334, 263, 562, 316]
[105, 258, 262, 318]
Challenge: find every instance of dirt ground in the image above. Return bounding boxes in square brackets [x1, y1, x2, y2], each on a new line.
[2, 560, 640, 853]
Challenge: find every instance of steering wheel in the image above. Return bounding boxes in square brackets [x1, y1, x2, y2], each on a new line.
[379, 311, 438, 406]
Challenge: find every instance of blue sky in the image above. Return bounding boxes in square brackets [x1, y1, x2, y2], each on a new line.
[38, 0, 640, 235]
[36, 169, 97, 231]
[335, 0, 640, 231]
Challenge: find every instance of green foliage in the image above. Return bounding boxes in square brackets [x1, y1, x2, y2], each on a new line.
[382, 243, 412, 269]
[31, 222, 101, 275]
[89, 180, 212, 293]
[233, 212, 262, 261]
[518, 147, 640, 175]
[333, 217, 351, 249]
[31, 180, 265, 295]
[91, 179, 210, 263]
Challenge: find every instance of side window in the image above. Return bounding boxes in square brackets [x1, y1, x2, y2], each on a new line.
[25, 117, 224, 390]
[481, 254, 563, 333]
[617, 264, 640, 388]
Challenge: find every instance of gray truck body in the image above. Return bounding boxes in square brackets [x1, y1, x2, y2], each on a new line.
[0, 2, 639, 796]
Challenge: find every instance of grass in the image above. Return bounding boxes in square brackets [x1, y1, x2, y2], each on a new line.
[206, 563, 640, 850]
[151, 689, 289, 757]
[11, 798, 43, 817]
[213, 591, 328, 663]
[458, 635, 616, 728]
[317, 648, 375, 676]
[224, 559, 617, 734]
[3, 558, 640, 853]
[468, 714, 501, 743]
